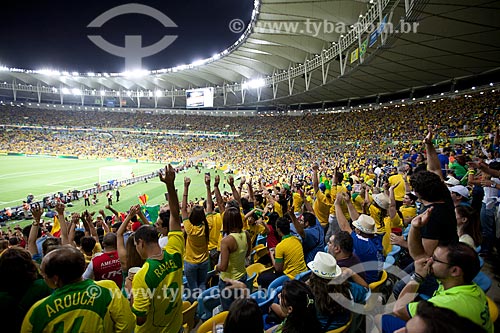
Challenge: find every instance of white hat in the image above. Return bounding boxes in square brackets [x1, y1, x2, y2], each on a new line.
[449, 185, 469, 199]
[373, 193, 390, 210]
[307, 252, 342, 279]
[352, 214, 377, 234]
[445, 176, 460, 186]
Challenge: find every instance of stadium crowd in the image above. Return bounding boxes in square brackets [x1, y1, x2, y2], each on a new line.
[0, 89, 499, 332]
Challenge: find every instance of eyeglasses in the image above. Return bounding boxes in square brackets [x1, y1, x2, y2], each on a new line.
[432, 255, 451, 265]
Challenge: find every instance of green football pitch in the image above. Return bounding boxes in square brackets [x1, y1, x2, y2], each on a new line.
[0, 156, 231, 229]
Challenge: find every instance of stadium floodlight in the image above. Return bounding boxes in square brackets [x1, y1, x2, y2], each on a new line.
[148, 91, 153, 97]
[52, 87, 58, 93]
[72, 88, 82, 95]
[242, 78, 266, 89]
[37, 69, 61, 76]
[100, 90, 106, 96]
[155, 90, 163, 97]
[121, 70, 150, 78]
[62, 88, 70, 94]
[87, 72, 95, 77]
[71, 72, 79, 76]
[191, 59, 206, 67]
[126, 91, 132, 97]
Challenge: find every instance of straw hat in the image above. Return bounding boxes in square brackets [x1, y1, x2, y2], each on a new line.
[373, 193, 390, 210]
[352, 214, 377, 234]
[307, 252, 342, 279]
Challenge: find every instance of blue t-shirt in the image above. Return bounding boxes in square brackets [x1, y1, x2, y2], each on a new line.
[438, 154, 449, 177]
[303, 222, 325, 263]
[350, 231, 384, 284]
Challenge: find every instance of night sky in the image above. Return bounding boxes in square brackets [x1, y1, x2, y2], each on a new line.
[0, 0, 253, 73]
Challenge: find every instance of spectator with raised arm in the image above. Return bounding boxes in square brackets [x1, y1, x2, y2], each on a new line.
[182, 176, 210, 299]
[204, 173, 222, 269]
[334, 192, 383, 284]
[379, 210, 493, 333]
[216, 206, 251, 310]
[131, 164, 185, 333]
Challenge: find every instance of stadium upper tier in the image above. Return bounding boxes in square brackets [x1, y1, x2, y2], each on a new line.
[0, 0, 499, 108]
[1, 89, 498, 143]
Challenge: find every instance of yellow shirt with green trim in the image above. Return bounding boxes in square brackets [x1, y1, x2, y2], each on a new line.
[351, 192, 365, 214]
[273, 201, 283, 217]
[292, 192, 303, 213]
[131, 231, 185, 333]
[183, 218, 209, 264]
[388, 174, 406, 201]
[313, 190, 333, 227]
[400, 205, 417, 220]
[368, 204, 387, 234]
[275, 234, 307, 279]
[207, 212, 222, 251]
[246, 223, 266, 246]
[407, 283, 493, 333]
[21, 279, 134, 333]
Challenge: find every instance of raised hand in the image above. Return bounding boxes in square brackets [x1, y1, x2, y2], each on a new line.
[159, 164, 176, 185]
[204, 173, 211, 186]
[389, 182, 400, 192]
[55, 202, 65, 215]
[30, 203, 43, 221]
[71, 212, 80, 224]
[411, 206, 433, 229]
[184, 176, 191, 187]
[227, 175, 235, 186]
[424, 125, 435, 145]
[214, 175, 220, 187]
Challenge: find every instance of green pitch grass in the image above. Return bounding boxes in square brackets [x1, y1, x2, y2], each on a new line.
[0, 156, 231, 230]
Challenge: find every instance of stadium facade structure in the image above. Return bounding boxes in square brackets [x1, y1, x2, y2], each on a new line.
[0, 0, 499, 112]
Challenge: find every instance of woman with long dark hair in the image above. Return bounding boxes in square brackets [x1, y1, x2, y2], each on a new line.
[182, 177, 210, 299]
[455, 205, 482, 248]
[0, 247, 52, 332]
[216, 206, 251, 310]
[266, 280, 322, 333]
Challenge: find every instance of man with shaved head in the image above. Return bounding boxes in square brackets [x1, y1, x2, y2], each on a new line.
[21, 246, 134, 333]
[83, 233, 123, 288]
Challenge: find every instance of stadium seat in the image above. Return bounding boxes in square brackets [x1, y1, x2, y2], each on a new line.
[294, 270, 312, 282]
[325, 315, 352, 333]
[197, 311, 228, 333]
[268, 275, 290, 293]
[197, 286, 220, 321]
[256, 235, 267, 246]
[245, 272, 257, 293]
[472, 271, 492, 293]
[488, 297, 498, 323]
[368, 270, 388, 292]
[246, 263, 267, 289]
[182, 300, 198, 333]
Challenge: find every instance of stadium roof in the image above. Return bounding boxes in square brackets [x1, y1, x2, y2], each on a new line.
[0, 0, 499, 108]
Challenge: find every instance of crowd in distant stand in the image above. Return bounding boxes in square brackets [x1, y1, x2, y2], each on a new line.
[0, 90, 498, 333]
